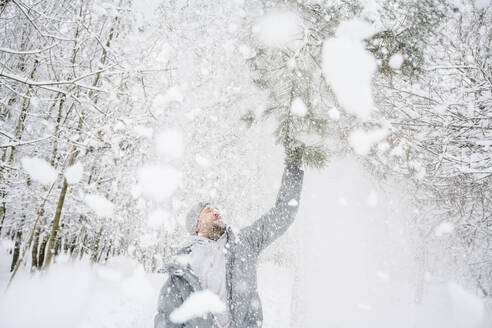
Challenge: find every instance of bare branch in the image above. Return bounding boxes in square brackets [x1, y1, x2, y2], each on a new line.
[0, 130, 15, 140]
[0, 135, 54, 148]
[0, 42, 59, 55]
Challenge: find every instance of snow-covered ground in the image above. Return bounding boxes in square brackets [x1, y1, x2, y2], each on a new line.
[0, 246, 293, 328]
[0, 252, 160, 328]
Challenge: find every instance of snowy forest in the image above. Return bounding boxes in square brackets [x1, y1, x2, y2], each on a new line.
[0, 0, 490, 327]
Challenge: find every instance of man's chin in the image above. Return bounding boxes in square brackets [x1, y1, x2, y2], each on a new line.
[210, 221, 227, 239]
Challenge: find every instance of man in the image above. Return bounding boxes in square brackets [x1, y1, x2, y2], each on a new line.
[154, 140, 304, 328]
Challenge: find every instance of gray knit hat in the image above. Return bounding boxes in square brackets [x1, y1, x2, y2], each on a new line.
[185, 201, 209, 235]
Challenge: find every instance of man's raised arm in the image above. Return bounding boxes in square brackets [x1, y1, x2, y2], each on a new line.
[240, 141, 305, 253]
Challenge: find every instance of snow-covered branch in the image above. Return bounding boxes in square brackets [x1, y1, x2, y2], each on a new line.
[0, 66, 114, 91]
[0, 135, 54, 148]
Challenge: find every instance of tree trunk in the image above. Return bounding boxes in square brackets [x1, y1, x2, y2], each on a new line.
[50, 96, 65, 166]
[68, 234, 77, 255]
[0, 202, 5, 237]
[97, 242, 106, 263]
[54, 221, 66, 256]
[79, 234, 88, 260]
[10, 216, 24, 272]
[31, 225, 40, 269]
[43, 179, 68, 268]
[91, 226, 104, 263]
[104, 240, 112, 263]
[54, 235, 62, 257]
[38, 232, 49, 268]
[64, 233, 72, 253]
[70, 222, 85, 258]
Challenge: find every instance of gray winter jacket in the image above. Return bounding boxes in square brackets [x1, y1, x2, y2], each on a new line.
[154, 163, 304, 328]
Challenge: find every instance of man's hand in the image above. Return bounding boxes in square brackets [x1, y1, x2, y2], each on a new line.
[283, 136, 305, 166]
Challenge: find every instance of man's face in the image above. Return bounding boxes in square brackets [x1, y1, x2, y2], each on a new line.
[196, 204, 226, 239]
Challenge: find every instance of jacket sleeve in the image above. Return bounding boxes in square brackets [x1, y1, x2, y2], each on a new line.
[154, 275, 188, 328]
[239, 163, 304, 253]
